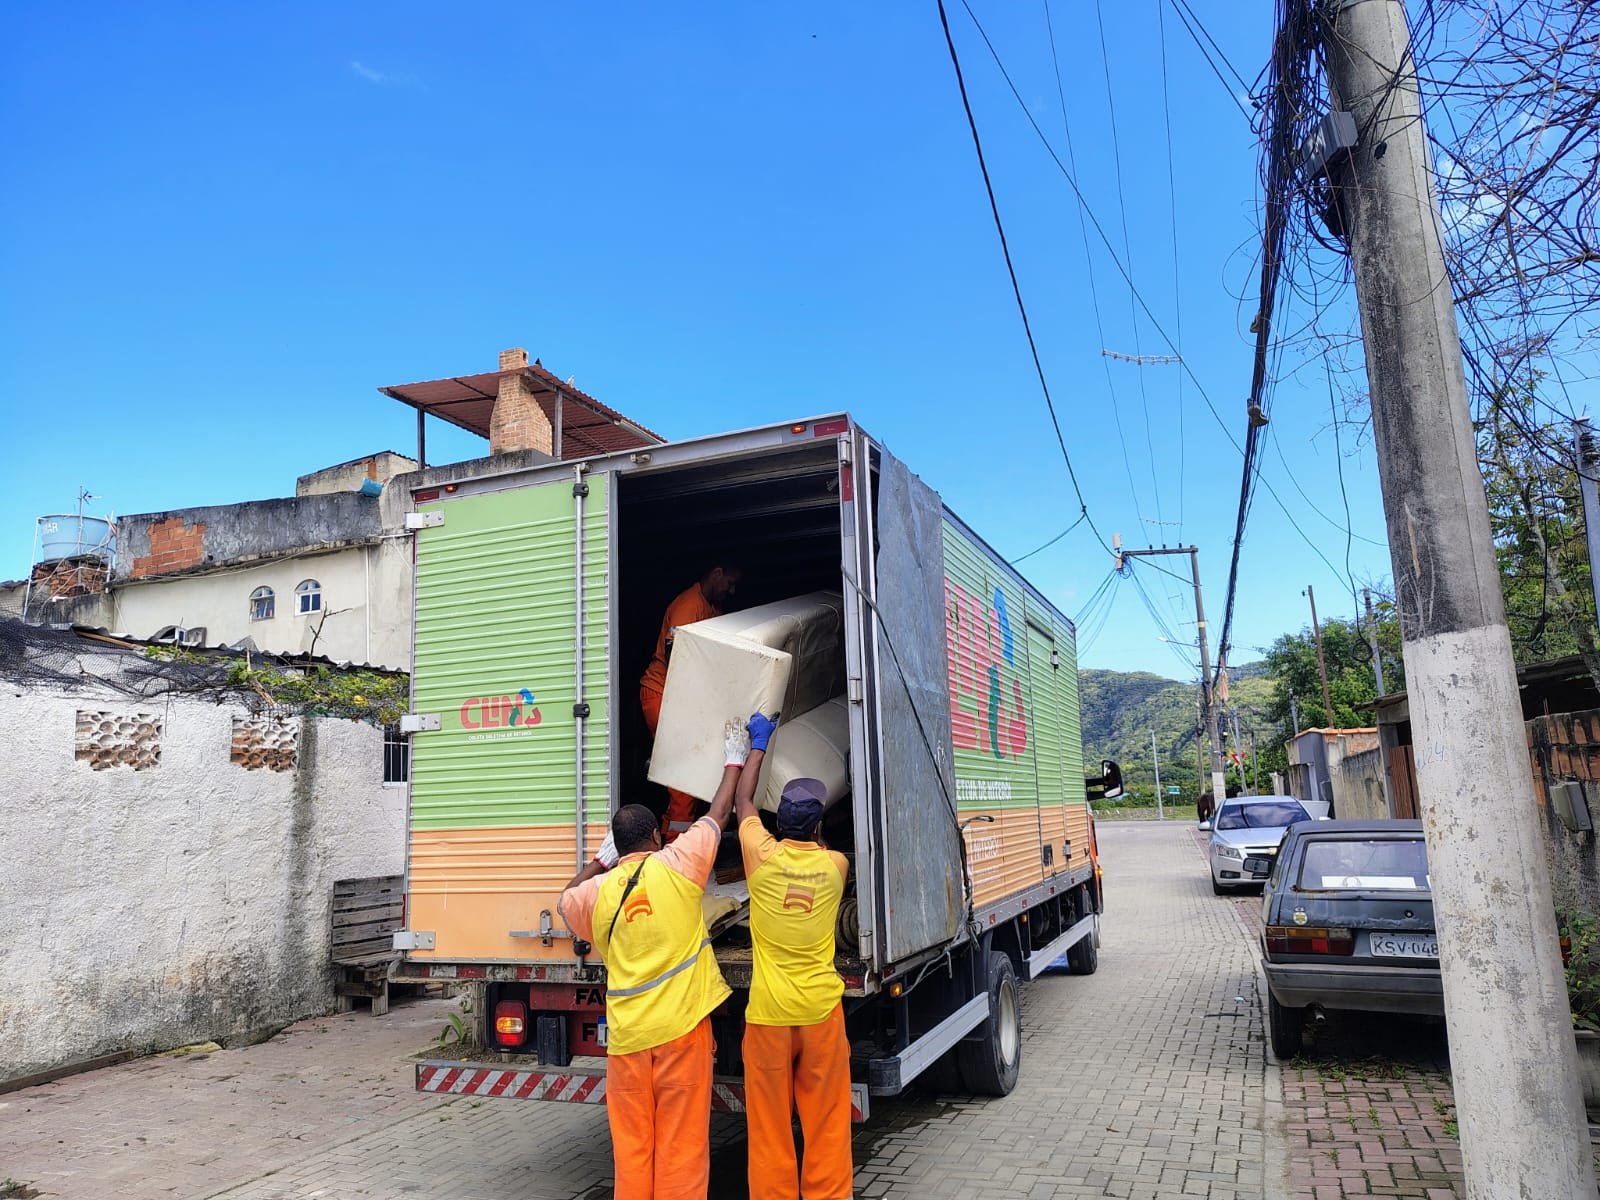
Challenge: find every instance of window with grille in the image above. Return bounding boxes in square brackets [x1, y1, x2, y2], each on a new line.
[250, 586, 275, 621]
[383, 724, 410, 784]
[295, 579, 322, 615]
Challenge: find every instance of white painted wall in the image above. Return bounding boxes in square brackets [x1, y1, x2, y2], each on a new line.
[105, 541, 413, 670]
[0, 684, 405, 1084]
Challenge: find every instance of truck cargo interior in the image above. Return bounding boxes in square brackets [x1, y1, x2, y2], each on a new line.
[615, 441, 864, 866]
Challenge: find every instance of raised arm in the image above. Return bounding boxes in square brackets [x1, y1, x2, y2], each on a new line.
[734, 712, 778, 824]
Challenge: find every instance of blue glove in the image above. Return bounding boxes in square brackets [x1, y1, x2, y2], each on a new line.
[747, 711, 779, 752]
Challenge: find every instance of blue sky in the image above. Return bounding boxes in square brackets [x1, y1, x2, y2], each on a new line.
[1, 2, 1405, 677]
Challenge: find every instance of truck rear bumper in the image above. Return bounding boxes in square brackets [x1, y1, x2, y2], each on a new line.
[415, 1059, 871, 1121]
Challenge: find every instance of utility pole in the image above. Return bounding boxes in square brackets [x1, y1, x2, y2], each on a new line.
[1289, 690, 1300, 736]
[1151, 730, 1163, 821]
[1572, 418, 1600, 621]
[1324, 3, 1593, 1193]
[1116, 539, 1228, 806]
[1362, 587, 1386, 697]
[1305, 584, 1335, 725]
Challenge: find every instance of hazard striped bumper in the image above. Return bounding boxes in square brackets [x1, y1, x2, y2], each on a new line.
[415, 1060, 870, 1120]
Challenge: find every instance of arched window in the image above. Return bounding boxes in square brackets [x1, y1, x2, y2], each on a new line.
[249, 586, 275, 621]
[295, 579, 322, 615]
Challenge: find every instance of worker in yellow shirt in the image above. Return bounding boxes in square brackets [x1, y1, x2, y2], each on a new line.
[734, 711, 853, 1200]
[639, 562, 742, 840]
[559, 720, 750, 1200]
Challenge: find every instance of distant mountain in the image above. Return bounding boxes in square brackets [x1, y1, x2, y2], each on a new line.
[1078, 664, 1277, 799]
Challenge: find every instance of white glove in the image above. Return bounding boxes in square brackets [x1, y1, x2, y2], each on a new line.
[724, 719, 751, 767]
[594, 829, 619, 868]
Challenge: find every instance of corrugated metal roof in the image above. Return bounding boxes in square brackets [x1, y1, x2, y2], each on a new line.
[378, 363, 663, 460]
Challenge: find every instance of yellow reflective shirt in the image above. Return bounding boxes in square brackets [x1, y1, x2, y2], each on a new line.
[739, 815, 849, 1026]
[584, 817, 730, 1056]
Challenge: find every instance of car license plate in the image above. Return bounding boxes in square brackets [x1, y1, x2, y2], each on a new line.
[1369, 933, 1438, 958]
[1245, 856, 1273, 875]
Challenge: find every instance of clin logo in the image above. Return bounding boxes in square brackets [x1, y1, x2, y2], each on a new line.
[460, 687, 542, 730]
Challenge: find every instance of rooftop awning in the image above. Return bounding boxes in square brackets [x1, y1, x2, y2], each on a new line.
[379, 363, 664, 461]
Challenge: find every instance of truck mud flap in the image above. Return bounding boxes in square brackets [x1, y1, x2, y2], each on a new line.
[1021, 913, 1097, 981]
[415, 1060, 871, 1121]
[867, 992, 988, 1096]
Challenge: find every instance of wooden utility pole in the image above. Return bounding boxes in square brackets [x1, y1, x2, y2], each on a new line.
[1305, 584, 1335, 724]
[1324, 1, 1593, 1192]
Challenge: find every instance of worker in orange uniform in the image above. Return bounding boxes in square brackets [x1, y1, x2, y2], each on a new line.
[559, 719, 750, 1200]
[734, 711, 854, 1200]
[639, 562, 742, 840]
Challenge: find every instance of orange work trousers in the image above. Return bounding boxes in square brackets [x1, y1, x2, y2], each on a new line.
[607, 1016, 715, 1200]
[640, 685, 698, 841]
[743, 1003, 853, 1200]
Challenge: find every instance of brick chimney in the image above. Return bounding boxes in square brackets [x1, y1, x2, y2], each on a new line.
[489, 347, 554, 457]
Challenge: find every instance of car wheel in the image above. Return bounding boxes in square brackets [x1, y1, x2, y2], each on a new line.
[1268, 991, 1304, 1058]
[1211, 876, 1229, 895]
[957, 952, 1022, 1096]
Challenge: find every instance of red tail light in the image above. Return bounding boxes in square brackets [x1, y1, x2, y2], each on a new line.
[493, 1000, 527, 1048]
[1265, 926, 1354, 955]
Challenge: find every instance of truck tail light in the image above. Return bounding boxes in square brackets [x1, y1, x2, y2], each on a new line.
[494, 1000, 527, 1047]
[1265, 926, 1354, 956]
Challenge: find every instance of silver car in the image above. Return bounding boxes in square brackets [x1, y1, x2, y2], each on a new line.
[1208, 796, 1314, 894]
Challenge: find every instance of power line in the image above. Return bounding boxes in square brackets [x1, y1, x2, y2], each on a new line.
[1155, 0, 1187, 537]
[936, 0, 1108, 552]
[1011, 512, 1088, 565]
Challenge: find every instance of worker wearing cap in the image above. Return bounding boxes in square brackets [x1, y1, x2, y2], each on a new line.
[639, 562, 742, 841]
[559, 720, 749, 1200]
[734, 712, 853, 1200]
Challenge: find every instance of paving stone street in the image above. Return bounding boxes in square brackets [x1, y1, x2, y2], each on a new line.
[8, 820, 1591, 1199]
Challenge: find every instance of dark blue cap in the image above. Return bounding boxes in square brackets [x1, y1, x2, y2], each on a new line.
[776, 778, 827, 838]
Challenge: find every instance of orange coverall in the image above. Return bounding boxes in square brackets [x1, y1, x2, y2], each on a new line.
[640, 582, 722, 838]
[738, 816, 854, 1200]
[561, 817, 731, 1200]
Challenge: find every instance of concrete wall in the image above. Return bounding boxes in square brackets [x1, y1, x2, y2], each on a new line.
[1332, 746, 1389, 821]
[0, 683, 404, 1085]
[296, 452, 418, 498]
[115, 494, 384, 582]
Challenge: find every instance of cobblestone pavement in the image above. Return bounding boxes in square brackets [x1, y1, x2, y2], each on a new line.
[3, 823, 1268, 1199]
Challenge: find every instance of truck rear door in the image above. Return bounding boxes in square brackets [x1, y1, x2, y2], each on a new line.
[404, 472, 612, 963]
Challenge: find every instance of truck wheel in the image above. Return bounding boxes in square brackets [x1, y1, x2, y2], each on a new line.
[1268, 991, 1304, 1059]
[958, 952, 1022, 1096]
[1066, 920, 1098, 975]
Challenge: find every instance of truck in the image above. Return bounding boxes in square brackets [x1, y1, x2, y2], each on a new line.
[393, 415, 1105, 1119]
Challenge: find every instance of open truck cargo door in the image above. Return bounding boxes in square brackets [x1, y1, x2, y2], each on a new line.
[858, 446, 965, 965]
[404, 471, 612, 963]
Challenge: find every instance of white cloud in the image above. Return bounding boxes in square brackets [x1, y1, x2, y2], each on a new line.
[350, 60, 417, 86]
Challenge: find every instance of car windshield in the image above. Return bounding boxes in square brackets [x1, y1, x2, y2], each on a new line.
[1298, 838, 1429, 890]
[1214, 800, 1309, 830]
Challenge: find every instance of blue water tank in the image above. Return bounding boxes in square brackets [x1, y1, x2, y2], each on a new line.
[37, 514, 114, 563]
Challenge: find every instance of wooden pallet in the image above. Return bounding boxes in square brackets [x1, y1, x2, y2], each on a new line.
[332, 875, 403, 1016]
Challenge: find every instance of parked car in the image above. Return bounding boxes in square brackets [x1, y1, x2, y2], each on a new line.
[1260, 819, 1442, 1057]
[1208, 795, 1313, 894]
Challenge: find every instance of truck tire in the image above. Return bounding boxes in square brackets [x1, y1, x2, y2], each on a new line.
[1268, 991, 1304, 1059]
[958, 952, 1022, 1096]
[1066, 920, 1098, 975]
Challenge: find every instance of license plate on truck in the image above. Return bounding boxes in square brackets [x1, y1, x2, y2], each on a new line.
[1369, 933, 1438, 958]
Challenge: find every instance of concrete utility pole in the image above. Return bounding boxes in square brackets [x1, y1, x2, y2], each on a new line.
[1305, 585, 1336, 725]
[1117, 541, 1228, 805]
[1289, 690, 1300, 736]
[1151, 730, 1163, 821]
[1362, 587, 1386, 697]
[1572, 418, 1600, 621]
[1324, 3, 1594, 1193]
